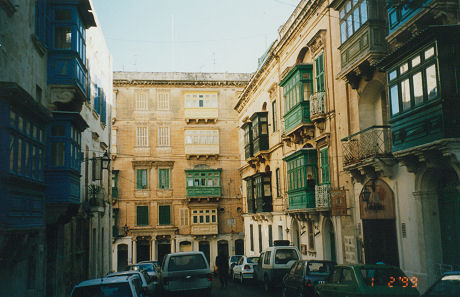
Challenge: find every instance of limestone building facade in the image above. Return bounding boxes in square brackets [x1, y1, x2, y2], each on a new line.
[111, 72, 250, 270]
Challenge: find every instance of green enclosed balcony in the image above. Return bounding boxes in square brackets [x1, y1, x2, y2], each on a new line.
[280, 64, 314, 142]
[283, 148, 318, 210]
[185, 169, 221, 200]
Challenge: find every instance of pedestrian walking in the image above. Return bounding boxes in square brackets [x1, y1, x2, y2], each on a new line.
[215, 253, 228, 288]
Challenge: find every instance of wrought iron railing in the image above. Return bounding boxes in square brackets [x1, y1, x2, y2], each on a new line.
[315, 184, 331, 208]
[341, 126, 392, 166]
[310, 92, 326, 118]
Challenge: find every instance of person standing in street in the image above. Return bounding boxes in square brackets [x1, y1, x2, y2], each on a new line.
[215, 253, 228, 288]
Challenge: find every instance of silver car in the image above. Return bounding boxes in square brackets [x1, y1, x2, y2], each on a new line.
[106, 270, 155, 296]
[159, 251, 212, 297]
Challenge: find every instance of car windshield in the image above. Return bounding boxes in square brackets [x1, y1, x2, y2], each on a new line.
[307, 262, 332, 275]
[230, 256, 242, 263]
[360, 267, 409, 287]
[70, 283, 132, 297]
[425, 274, 460, 297]
[274, 249, 299, 264]
[130, 263, 154, 272]
[247, 257, 259, 264]
[168, 254, 207, 272]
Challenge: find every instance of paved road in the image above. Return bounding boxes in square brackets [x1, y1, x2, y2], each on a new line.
[210, 276, 281, 297]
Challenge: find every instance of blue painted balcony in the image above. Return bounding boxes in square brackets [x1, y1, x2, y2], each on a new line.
[45, 111, 88, 223]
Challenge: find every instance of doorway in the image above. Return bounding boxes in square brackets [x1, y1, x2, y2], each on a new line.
[363, 219, 399, 266]
[323, 219, 336, 263]
[179, 241, 192, 252]
[136, 239, 150, 262]
[117, 244, 128, 272]
[235, 239, 244, 255]
[199, 241, 210, 264]
[157, 240, 171, 266]
[217, 240, 229, 258]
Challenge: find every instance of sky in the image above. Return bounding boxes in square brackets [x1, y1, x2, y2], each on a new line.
[91, 0, 299, 73]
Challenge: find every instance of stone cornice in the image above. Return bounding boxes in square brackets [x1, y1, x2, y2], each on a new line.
[234, 0, 327, 113]
[114, 79, 249, 88]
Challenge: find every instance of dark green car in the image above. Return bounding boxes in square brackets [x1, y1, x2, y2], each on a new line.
[315, 264, 420, 297]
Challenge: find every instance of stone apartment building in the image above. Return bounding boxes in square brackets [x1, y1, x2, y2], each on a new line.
[111, 72, 250, 270]
[235, 0, 350, 265]
[0, 0, 113, 296]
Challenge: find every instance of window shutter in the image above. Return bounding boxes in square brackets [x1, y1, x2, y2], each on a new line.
[137, 206, 148, 226]
[180, 208, 189, 226]
[159, 205, 171, 225]
[320, 148, 330, 184]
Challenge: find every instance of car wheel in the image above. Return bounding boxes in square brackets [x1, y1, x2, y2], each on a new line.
[263, 275, 270, 292]
[282, 286, 288, 297]
[240, 273, 244, 285]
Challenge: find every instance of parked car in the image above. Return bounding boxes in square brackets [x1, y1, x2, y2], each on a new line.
[129, 262, 159, 278]
[255, 241, 301, 292]
[69, 275, 144, 297]
[421, 271, 460, 297]
[231, 255, 260, 283]
[159, 251, 212, 297]
[228, 254, 244, 274]
[106, 270, 156, 296]
[315, 264, 420, 297]
[282, 260, 335, 297]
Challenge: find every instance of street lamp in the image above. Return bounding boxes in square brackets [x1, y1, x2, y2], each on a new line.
[101, 151, 110, 170]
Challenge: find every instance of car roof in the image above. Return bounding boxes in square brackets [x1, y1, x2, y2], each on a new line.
[75, 276, 131, 287]
[167, 251, 205, 256]
[334, 263, 400, 269]
[443, 271, 460, 275]
[299, 260, 335, 264]
[107, 271, 142, 277]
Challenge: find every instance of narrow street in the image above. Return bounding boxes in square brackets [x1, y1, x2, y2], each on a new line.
[209, 278, 280, 297]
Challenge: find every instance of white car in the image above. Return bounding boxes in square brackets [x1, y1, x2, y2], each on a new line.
[232, 256, 260, 284]
[106, 270, 155, 296]
[69, 275, 144, 297]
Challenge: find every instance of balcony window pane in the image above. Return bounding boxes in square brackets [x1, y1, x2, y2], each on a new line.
[55, 9, 72, 21]
[412, 56, 421, 67]
[9, 137, 15, 172]
[206, 215, 210, 223]
[341, 22, 347, 43]
[10, 110, 15, 127]
[303, 82, 312, 102]
[413, 72, 423, 106]
[347, 15, 353, 36]
[193, 216, 198, 223]
[390, 85, 399, 115]
[51, 142, 65, 167]
[212, 215, 216, 222]
[353, 8, 360, 30]
[389, 70, 397, 81]
[200, 216, 204, 223]
[55, 26, 72, 49]
[400, 63, 408, 74]
[424, 47, 434, 60]
[345, 1, 351, 12]
[426, 64, 438, 100]
[360, 1, 367, 24]
[401, 79, 411, 111]
[18, 116, 23, 131]
[340, 8, 345, 19]
[52, 125, 66, 137]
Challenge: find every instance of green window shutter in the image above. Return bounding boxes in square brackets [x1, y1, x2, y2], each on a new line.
[136, 169, 146, 189]
[137, 206, 148, 226]
[315, 53, 325, 92]
[159, 205, 171, 225]
[320, 148, 330, 184]
[159, 169, 170, 189]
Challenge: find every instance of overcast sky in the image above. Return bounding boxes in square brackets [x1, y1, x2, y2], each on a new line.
[92, 0, 298, 73]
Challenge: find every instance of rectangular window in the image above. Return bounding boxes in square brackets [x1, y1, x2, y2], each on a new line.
[136, 169, 148, 189]
[136, 206, 149, 226]
[401, 78, 411, 111]
[157, 93, 170, 110]
[315, 53, 325, 92]
[268, 225, 273, 247]
[272, 100, 277, 132]
[159, 205, 171, 225]
[135, 92, 148, 111]
[275, 168, 281, 197]
[179, 208, 189, 226]
[413, 72, 423, 106]
[390, 85, 399, 115]
[258, 224, 263, 253]
[308, 220, 315, 250]
[339, 0, 367, 44]
[278, 225, 283, 240]
[136, 127, 148, 147]
[159, 168, 170, 189]
[250, 224, 254, 251]
[158, 127, 170, 146]
[320, 147, 330, 184]
[54, 26, 71, 49]
[426, 64, 438, 100]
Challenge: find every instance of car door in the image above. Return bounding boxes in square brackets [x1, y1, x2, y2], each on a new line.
[317, 267, 341, 297]
[334, 267, 358, 297]
[284, 261, 299, 297]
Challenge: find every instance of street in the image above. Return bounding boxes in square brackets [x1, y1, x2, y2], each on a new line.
[210, 277, 280, 297]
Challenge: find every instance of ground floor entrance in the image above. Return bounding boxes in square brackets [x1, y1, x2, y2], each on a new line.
[363, 219, 399, 266]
